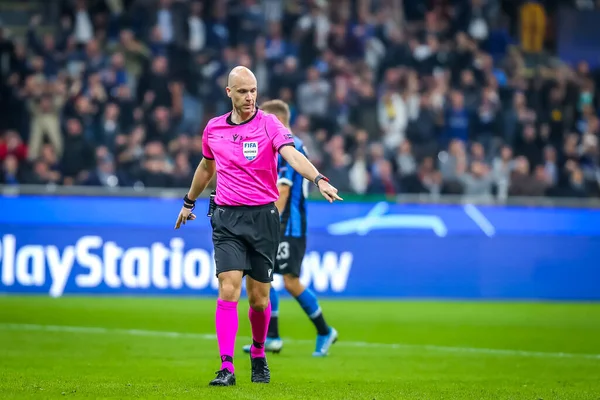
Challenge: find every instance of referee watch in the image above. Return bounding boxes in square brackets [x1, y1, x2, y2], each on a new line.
[313, 173, 329, 187]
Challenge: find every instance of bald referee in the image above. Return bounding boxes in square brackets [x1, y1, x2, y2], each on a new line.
[174, 66, 342, 387]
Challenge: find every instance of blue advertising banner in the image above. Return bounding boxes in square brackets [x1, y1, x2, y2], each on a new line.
[0, 195, 599, 300]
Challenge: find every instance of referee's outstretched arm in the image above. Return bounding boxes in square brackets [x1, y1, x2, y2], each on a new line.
[174, 157, 215, 229]
[278, 145, 343, 203]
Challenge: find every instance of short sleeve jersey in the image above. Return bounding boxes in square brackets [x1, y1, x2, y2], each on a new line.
[202, 109, 295, 206]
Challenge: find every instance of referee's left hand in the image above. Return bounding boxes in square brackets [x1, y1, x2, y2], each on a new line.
[318, 181, 343, 203]
[174, 206, 196, 229]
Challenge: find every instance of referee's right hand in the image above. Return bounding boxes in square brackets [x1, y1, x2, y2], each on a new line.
[174, 206, 196, 229]
[318, 180, 343, 203]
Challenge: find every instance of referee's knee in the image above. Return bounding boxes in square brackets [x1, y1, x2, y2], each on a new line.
[249, 295, 269, 312]
[219, 284, 240, 302]
[217, 272, 243, 302]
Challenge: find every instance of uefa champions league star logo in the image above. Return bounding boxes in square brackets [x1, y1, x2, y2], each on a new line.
[326, 202, 497, 237]
[326, 202, 449, 237]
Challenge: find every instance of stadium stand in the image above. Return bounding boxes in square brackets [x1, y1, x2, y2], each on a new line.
[0, 0, 599, 200]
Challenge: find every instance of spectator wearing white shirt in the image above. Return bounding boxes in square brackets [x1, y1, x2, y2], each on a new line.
[156, 0, 174, 44]
[377, 89, 408, 151]
[187, 1, 206, 53]
[73, 0, 94, 45]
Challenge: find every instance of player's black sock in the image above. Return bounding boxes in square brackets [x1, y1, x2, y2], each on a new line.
[267, 316, 279, 338]
[295, 289, 330, 336]
[311, 312, 330, 336]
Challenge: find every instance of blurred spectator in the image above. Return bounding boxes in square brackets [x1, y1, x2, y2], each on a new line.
[459, 160, 494, 200]
[1, 155, 22, 185]
[492, 144, 514, 198]
[440, 139, 467, 184]
[0, 131, 28, 163]
[107, 29, 150, 89]
[297, 66, 331, 124]
[26, 81, 67, 161]
[509, 156, 547, 196]
[0, 0, 597, 202]
[378, 86, 408, 150]
[71, 0, 95, 46]
[61, 118, 95, 184]
[367, 159, 399, 195]
[85, 145, 121, 187]
[396, 141, 417, 178]
[186, 1, 206, 54]
[401, 156, 443, 195]
[171, 151, 194, 188]
[519, 1, 546, 54]
[443, 90, 470, 146]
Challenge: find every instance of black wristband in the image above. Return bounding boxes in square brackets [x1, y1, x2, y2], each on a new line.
[183, 194, 196, 209]
[314, 174, 329, 187]
[184, 194, 195, 204]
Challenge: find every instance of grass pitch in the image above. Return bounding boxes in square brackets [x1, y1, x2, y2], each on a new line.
[0, 296, 599, 399]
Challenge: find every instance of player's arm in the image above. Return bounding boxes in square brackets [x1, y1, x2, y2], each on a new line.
[275, 183, 290, 215]
[275, 159, 293, 214]
[175, 157, 215, 229]
[279, 145, 342, 203]
[267, 113, 341, 203]
[187, 157, 216, 201]
[175, 126, 216, 229]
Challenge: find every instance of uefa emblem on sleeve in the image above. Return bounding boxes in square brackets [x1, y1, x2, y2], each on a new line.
[243, 141, 258, 161]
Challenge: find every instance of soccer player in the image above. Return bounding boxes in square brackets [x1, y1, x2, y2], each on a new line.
[242, 100, 338, 357]
[174, 66, 342, 387]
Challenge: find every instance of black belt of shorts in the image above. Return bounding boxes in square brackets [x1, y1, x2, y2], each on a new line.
[216, 202, 275, 211]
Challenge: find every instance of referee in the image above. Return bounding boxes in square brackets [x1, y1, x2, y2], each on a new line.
[174, 66, 342, 387]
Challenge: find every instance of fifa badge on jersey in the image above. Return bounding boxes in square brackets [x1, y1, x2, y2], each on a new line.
[243, 141, 258, 161]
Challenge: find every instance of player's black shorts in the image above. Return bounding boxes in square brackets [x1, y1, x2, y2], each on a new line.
[274, 236, 307, 277]
[211, 202, 280, 283]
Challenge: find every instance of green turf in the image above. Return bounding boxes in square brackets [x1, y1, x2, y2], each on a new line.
[1, 296, 599, 399]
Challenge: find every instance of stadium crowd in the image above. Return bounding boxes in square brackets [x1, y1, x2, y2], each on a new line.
[0, 0, 599, 199]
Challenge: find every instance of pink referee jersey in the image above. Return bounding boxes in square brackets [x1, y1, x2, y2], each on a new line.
[202, 109, 295, 206]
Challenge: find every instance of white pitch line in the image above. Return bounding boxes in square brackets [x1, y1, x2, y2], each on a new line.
[463, 204, 496, 237]
[1, 323, 599, 361]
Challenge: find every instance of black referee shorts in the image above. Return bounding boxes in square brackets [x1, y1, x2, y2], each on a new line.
[211, 202, 280, 283]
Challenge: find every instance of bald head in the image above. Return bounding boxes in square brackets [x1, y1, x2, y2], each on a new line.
[227, 66, 257, 88]
[226, 66, 258, 121]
